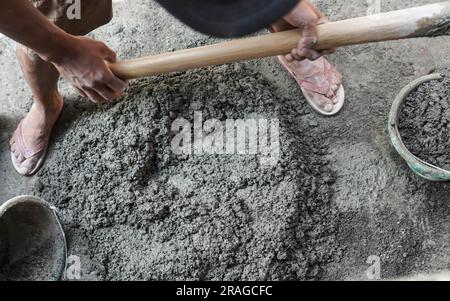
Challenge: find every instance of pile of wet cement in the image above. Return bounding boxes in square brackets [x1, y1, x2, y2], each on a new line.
[398, 72, 450, 170]
[0, 208, 64, 281]
[34, 64, 341, 280]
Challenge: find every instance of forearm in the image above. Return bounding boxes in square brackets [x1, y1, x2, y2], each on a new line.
[0, 0, 72, 62]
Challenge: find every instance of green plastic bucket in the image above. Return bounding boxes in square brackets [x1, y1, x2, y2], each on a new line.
[388, 73, 450, 181]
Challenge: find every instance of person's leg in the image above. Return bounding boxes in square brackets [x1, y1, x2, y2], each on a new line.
[10, 0, 113, 176]
[271, 21, 344, 115]
[9, 46, 63, 176]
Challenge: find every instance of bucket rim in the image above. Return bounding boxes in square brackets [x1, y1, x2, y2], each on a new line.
[0, 195, 56, 217]
[388, 73, 450, 181]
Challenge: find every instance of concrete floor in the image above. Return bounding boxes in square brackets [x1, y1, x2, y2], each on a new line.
[0, 0, 449, 280]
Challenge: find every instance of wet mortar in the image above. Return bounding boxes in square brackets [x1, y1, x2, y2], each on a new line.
[0, 239, 55, 281]
[398, 71, 450, 170]
[33, 64, 341, 280]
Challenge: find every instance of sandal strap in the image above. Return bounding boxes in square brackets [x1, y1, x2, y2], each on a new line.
[12, 121, 46, 159]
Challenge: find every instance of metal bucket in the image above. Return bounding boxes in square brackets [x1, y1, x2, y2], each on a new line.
[0, 195, 66, 281]
[388, 73, 450, 181]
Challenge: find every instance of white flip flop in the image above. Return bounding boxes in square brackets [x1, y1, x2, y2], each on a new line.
[301, 84, 345, 116]
[10, 120, 49, 177]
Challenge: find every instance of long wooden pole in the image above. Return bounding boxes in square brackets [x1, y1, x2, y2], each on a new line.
[109, 1, 450, 79]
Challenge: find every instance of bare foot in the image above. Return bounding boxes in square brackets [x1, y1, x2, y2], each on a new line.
[10, 92, 63, 176]
[279, 56, 344, 115]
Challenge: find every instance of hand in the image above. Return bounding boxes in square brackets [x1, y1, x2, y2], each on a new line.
[49, 36, 128, 103]
[271, 0, 334, 61]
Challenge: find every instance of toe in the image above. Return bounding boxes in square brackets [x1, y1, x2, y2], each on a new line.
[316, 95, 335, 113]
[333, 70, 343, 86]
[21, 157, 37, 174]
[11, 146, 26, 164]
[305, 90, 334, 113]
[337, 72, 343, 83]
[11, 153, 36, 176]
[323, 103, 334, 112]
[17, 152, 26, 164]
[16, 164, 31, 177]
[326, 90, 335, 99]
[328, 84, 340, 103]
[332, 83, 340, 93]
[12, 148, 20, 160]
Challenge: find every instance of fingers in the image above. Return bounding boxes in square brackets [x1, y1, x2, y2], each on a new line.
[293, 31, 335, 61]
[96, 72, 127, 100]
[271, 18, 322, 62]
[74, 87, 87, 98]
[321, 48, 336, 55]
[102, 44, 118, 63]
[291, 23, 322, 61]
[59, 37, 127, 104]
[269, 19, 295, 33]
[92, 83, 117, 101]
[311, 5, 327, 20]
[99, 45, 128, 97]
[278, 0, 334, 62]
[104, 70, 128, 97]
[286, 48, 322, 62]
[81, 62, 128, 103]
[317, 16, 330, 25]
[83, 87, 107, 104]
[82, 76, 127, 104]
[77, 65, 127, 104]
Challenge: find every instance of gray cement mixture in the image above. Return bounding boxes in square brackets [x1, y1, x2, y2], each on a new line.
[1, 0, 449, 281]
[34, 65, 341, 280]
[399, 72, 450, 170]
[0, 239, 55, 281]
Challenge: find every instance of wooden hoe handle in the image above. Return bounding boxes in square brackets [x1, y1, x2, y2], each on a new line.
[109, 1, 450, 79]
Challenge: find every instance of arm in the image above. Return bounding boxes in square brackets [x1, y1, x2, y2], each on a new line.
[0, 0, 127, 103]
[0, 0, 72, 62]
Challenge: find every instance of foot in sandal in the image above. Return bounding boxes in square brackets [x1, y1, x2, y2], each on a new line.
[271, 0, 345, 116]
[279, 55, 345, 115]
[10, 93, 63, 176]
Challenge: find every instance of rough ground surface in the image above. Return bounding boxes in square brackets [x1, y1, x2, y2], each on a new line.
[1, 0, 449, 281]
[399, 72, 450, 170]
